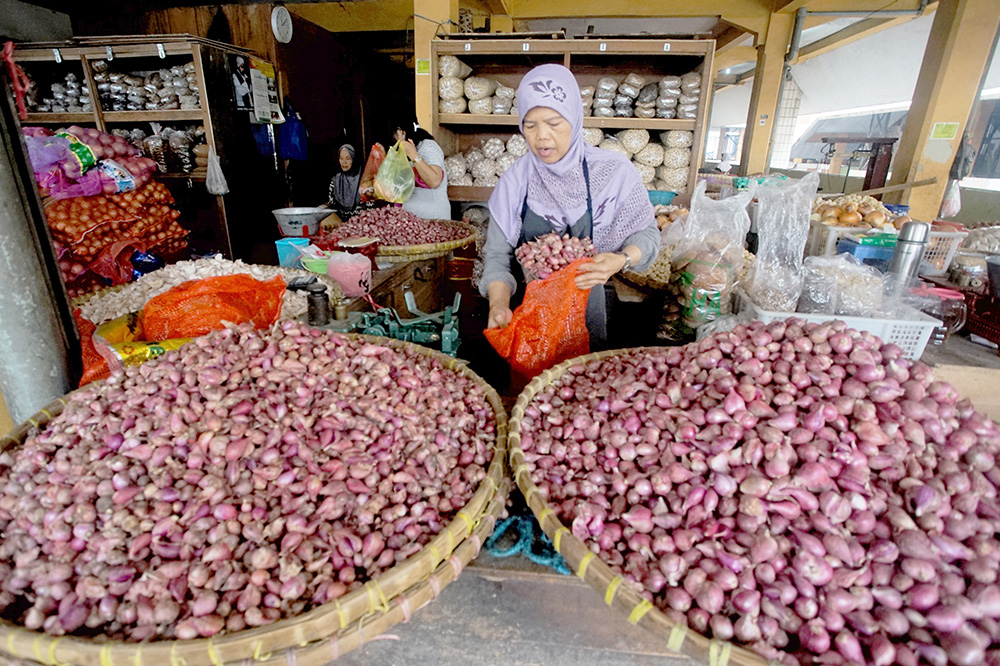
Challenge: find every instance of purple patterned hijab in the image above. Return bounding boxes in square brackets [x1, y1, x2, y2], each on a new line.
[488, 64, 654, 252]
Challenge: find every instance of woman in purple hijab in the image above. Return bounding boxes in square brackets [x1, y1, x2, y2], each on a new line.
[479, 64, 659, 347]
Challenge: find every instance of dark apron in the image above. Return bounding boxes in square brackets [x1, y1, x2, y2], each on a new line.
[514, 160, 613, 348]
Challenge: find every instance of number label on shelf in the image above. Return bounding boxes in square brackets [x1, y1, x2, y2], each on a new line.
[465, 43, 471, 51]
[105, 46, 114, 60]
[157, 44, 166, 59]
[600, 43, 607, 51]
[663, 43, 671, 52]
[522, 42, 530, 51]
[51, 48, 62, 63]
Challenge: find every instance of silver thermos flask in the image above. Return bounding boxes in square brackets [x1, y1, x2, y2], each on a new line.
[887, 221, 930, 281]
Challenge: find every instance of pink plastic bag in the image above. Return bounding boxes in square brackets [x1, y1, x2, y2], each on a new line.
[326, 252, 372, 297]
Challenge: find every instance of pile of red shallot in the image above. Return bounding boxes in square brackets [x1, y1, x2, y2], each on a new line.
[0, 323, 496, 640]
[519, 318, 1000, 666]
[515, 233, 596, 279]
[333, 208, 469, 246]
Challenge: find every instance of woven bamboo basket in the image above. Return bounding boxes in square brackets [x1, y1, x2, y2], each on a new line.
[376, 221, 476, 262]
[508, 348, 781, 666]
[0, 334, 509, 666]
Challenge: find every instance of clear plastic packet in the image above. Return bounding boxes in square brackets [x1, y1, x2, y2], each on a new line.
[637, 84, 658, 104]
[438, 55, 472, 78]
[679, 94, 700, 105]
[593, 97, 613, 109]
[662, 130, 693, 148]
[469, 97, 493, 114]
[597, 77, 618, 92]
[491, 95, 513, 115]
[618, 83, 640, 99]
[438, 76, 465, 101]
[614, 93, 633, 106]
[634, 107, 656, 119]
[624, 73, 644, 88]
[677, 104, 698, 119]
[464, 77, 496, 101]
[798, 256, 842, 314]
[656, 108, 677, 119]
[439, 98, 467, 114]
[595, 88, 616, 101]
[495, 82, 515, 99]
[681, 72, 701, 91]
[593, 107, 614, 118]
[656, 96, 678, 109]
[747, 174, 819, 312]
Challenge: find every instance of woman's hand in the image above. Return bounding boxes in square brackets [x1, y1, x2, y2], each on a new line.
[401, 138, 420, 162]
[487, 304, 513, 329]
[575, 252, 628, 290]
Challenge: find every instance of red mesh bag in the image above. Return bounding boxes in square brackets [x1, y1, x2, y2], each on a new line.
[74, 309, 111, 386]
[139, 274, 286, 339]
[107, 181, 175, 216]
[485, 258, 591, 378]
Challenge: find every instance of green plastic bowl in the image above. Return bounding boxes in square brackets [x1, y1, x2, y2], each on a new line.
[301, 257, 329, 274]
[648, 190, 677, 206]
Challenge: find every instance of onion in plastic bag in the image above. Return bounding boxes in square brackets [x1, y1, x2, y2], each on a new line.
[444, 154, 468, 180]
[633, 162, 655, 183]
[680, 72, 701, 90]
[452, 173, 474, 186]
[469, 97, 493, 114]
[618, 129, 649, 154]
[495, 82, 515, 99]
[661, 130, 694, 148]
[471, 158, 497, 180]
[495, 153, 517, 175]
[624, 72, 644, 88]
[464, 77, 496, 101]
[473, 174, 499, 187]
[663, 146, 692, 168]
[583, 128, 604, 147]
[465, 147, 485, 166]
[506, 134, 528, 157]
[439, 98, 467, 114]
[482, 138, 505, 159]
[635, 142, 665, 167]
[597, 77, 618, 92]
[598, 138, 632, 157]
[439, 76, 465, 101]
[438, 55, 472, 78]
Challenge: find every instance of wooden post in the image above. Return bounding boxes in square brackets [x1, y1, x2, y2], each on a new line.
[415, 0, 459, 130]
[884, 0, 1000, 219]
[739, 12, 794, 175]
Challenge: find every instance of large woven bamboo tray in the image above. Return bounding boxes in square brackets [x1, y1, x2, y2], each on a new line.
[0, 334, 509, 666]
[508, 348, 778, 666]
[376, 220, 476, 262]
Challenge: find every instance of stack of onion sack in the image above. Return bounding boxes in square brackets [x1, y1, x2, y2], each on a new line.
[46, 181, 188, 295]
[514, 318, 1000, 666]
[0, 322, 496, 641]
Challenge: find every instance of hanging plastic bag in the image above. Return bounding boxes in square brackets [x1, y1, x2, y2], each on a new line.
[484, 257, 591, 378]
[277, 99, 308, 161]
[747, 173, 819, 312]
[206, 148, 229, 195]
[374, 141, 415, 203]
[940, 179, 961, 218]
[359, 143, 386, 203]
[326, 252, 372, 297]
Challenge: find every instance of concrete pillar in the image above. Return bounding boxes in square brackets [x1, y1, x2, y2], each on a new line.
[415, 0, 459, 129]
[740, 12, 794, 175]
[0, 98, 73, 423]
[884, 0, 1000, 219]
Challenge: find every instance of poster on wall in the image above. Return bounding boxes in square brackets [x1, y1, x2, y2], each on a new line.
[249, 57, 284, 124]
[230, 55, 253, 111]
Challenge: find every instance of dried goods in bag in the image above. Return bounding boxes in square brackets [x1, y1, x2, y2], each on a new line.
[438, 55, 472, 78]
[373, 141, 415, 203]
[464, 77, 496, 101]
[438, 76, 465, 101]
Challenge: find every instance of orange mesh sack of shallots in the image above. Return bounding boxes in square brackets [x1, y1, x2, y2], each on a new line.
[139, 274, 286, 339]
[485, 257, 591, 378]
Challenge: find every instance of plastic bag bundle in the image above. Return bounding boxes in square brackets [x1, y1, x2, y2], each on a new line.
[657, 166, 688, 191]
[439, 98, 467, 114]
[654, 179, 671, 191]
[637, 84, 658, 104]
[327, 252, 372, 298]
[452, 174, 474, 186]
[634, 162, 655, 183]
[444, 154, 468, 181]
[438, 55, 472, 78]
[495, 82, 515, 99]
[580, 85, 596, 98]
[663, 147, 692, 168]
[656, 108, 677, 119]
[583, 128, 605, 147]
[656, 96, 678, 109]
[598, 137, 632, 158]
[662, 130, 693, 148]
[496, 153, 518, 175]
[614, 105, 634, 118]
[680, 93, 700, 106]
[471, 158, 497, 180]
[677, 104, 698, 120]
[597, 77, 618, 93]
[595, 89, 615, 102]
[483, 138, 506, 159]
[492, 97, 513, 115]
[635, 142, 665, 167]
[681, 72, 701, 91]
[634, 107, 656, 119]
[439, 76, 465, 101]
[619, 129, 650, 154]
[798, 257, 841, 314]
[506, 134, 528, 157]
[465, 147, 485, 167]
[618, 83, 640, 99]
[469, 97, 493, 114]
[593, 98, 614, 110]
[474, 174, 499, 187]
[465, 77, 497, 101]
[593, 107, 614, 118]
[660, 76, 682, 93]
[624, 73, 644, 88]
[747, 173, 820, 312]
[613, 93, 633, 107]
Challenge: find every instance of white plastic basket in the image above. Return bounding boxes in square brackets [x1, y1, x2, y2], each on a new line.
[735, 291, 941, 360]
[806, 222, 967, 277]
[806, 222, 856, 257]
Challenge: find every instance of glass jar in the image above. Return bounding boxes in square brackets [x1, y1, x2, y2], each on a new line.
[915, 286, 967, 343]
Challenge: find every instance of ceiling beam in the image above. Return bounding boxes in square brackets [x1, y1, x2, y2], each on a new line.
[714, 45, 757, 71]
[794, 12, 924, 62]
[289, 0, 415, 33]
[711, 22, 751, 51]
[776, 0, 927, 11]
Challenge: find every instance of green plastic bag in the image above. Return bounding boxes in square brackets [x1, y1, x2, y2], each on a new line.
[374, 141, 415, 203]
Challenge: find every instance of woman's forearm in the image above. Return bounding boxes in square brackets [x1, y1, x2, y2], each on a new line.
[414, 159, 443, 188]
[487, 281, 511, 308]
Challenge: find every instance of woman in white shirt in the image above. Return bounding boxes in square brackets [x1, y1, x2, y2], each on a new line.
[391, 119, 451, 220]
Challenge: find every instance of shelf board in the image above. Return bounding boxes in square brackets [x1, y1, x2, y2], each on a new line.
[103, 110, 205, 123]
[448, 185, 494, 202]
[22, 113, 94, 124]
[439, 114, 697, 132]
[158, 169, 207, 181]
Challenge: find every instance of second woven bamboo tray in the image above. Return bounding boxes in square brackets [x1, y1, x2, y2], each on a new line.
[0, 334, 508, 666]
[508, 348, 780, 666]
[376, 221, 476, 262]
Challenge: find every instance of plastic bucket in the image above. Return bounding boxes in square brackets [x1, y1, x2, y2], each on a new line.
[275, 238, 309, 268]
[648, 190, 677, 206]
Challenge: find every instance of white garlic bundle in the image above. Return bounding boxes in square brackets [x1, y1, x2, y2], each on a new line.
[496, 153, 517, 175]
[635, 143, 665, 167]
[663, 146, 692, 168]
[482, 137, 506, 159]
[599, 137, 632, 158]
[471, 158, 497, 180]
[657, 166, 688, 192]
[661, 130, 694, 148]
[464, 77, 496, 101]
[618, 128, 650, 154]
[439, 76, 465, 101]
[452, 173, 474, 186]
[465, 147, 485, 167]
[438, 55, 472, 78]
[473, 174, 499, 187]
[444, 154, 468, 181]
[506, 134, 528, 157]
[439, 98, 466, 114]
[469, 97, 493, 114]
[583, 128, 605, 147]
[633, 162, 655, 184]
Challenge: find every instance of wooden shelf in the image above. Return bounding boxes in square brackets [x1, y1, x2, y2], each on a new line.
[439, 114, 697, 132]
[103, 109, 205, 123]
[448, 185, 495, 202]
[158, 169, 208, 181]
[22, 113, 93, 124]
[439, 114, 517, 126]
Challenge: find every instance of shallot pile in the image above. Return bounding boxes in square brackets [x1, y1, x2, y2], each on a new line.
[519, 319, 1000, 666]
[0, 323, 495, 640]
[333, 208, 469, 247]
[515, 233, 596, 279]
